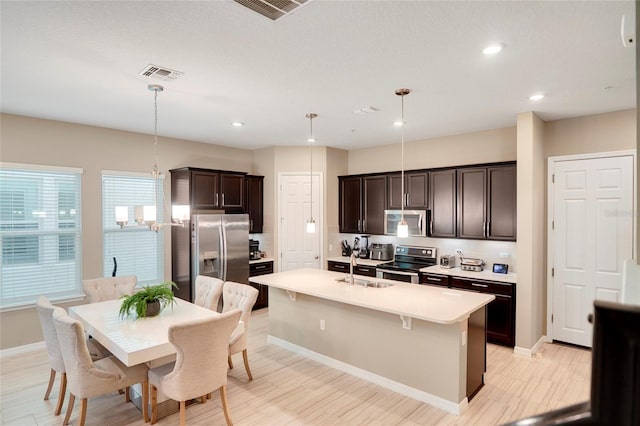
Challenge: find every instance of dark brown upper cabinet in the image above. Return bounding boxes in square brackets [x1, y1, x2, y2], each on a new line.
[339, 174, 387, 235]
[387, 171, 428, 210]
[170, 167, 246, 213]
[428, 169, 457, 238]
[245, 175, 264, 233]
[457, 164, 516, 241]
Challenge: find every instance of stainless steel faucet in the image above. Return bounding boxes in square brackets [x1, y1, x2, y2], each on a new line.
[349, 252, 358, 286]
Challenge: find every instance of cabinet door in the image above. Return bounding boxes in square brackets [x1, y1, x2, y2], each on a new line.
[387, 173, 403, 209]
[339, 177, 362, 233]
[486, 294, 515, 347]
[245, 176, 263, 233]
[354, 265, 376, 277]
[420, 273, 450, 287]
[362, 175, 387, 234]
[429, 169, 457, 238]
[328, 261, 349, 273]
[219, 173, 244, 211]
[487, 165, 517, 241]
[406, 171, 428, 209]
[191, 171, 219, 210]
[457, 167, 487, 239]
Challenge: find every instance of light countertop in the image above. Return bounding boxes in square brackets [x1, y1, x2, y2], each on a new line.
[420, 265, 517, 284]
[250, 268, 494, 324]
[327, 256, 390, 267]
[250, 257, 274, 265]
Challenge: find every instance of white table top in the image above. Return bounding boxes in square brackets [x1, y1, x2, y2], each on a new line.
[250, 269, 494, 324]
[69, 298, 220, 367]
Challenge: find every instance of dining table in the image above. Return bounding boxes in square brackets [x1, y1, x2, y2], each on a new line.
[69, 298, 222, 367]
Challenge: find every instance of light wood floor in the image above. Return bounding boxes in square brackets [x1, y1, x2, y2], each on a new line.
[0, 308, 591, 425]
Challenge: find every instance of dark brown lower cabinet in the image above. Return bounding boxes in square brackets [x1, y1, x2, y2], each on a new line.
[450, 277, 516, 347]
[249, 261, 273, 310]
[328, 261, 376, 277]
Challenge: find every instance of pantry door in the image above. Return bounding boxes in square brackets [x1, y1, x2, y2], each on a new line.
[549, 152, 634, 347]
[278, 173, 323, 272]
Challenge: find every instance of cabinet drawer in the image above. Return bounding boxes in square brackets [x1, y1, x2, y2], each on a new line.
[250, 261, 273, 277]
[328, 261, 349, 273]
[450, 277, 513, 296]
[420, 273, 450, 287]
[354, 265, 376, 277]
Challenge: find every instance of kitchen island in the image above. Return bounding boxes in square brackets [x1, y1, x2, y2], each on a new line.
[250, 268, 494, 414]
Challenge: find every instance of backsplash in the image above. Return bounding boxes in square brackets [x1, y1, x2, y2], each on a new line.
[332, 233, 517, 272]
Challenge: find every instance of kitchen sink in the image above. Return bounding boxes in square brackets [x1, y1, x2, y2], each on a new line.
[335, 277, 393, 288]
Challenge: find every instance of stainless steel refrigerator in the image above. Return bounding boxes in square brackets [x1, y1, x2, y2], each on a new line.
[191, 214, 249, 297]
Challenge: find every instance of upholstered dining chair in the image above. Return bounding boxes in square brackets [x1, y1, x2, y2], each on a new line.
[81, 275, 137, 303]
[222, 281, 259, 380]
[194, 275, 224, 312]
[52, 307, 149, 426]
[148, 309, 242, 426]
[36, 296, 68, 416]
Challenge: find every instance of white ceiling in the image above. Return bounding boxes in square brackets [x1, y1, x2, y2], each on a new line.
[1, 1, 636, 151]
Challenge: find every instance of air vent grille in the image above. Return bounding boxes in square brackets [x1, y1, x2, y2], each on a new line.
[234, 0, 310, 21]
[138, 64, 184, 82]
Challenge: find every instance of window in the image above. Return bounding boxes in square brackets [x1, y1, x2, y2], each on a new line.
[0, 164, 82, 308]
[102, 172, 164, 287]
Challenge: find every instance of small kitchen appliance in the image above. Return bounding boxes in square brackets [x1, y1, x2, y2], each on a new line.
[376, 245, 437, 283]
[359, 235, 370, 259]
[456, 250, 485, 272]
[439, 255, 456, 268]
[249, 239, 261, 260]
[341, 240, 352, 256]
[370, 243, 393, 261]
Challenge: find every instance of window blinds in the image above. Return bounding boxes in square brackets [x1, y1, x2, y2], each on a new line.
[102, 172, 164, 286]
[0, 165, 82, 308]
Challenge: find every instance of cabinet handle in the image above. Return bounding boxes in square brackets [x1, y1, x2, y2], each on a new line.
[357, 219, 361, 232]
[222, 193, 225, 206]
[471, 283, 489, 288]
[426, 276, 442, 282]
[486, 221, 490, 237]
[358, 267, 371, 272]
[255, 265, 267, 270]
[215, 193, 219, 206]
[362, 219, 366, 232]
[250, 219, 254, 230]
[429, 220, 433, 236]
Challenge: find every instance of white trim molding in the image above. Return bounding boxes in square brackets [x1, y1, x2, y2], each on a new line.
[513, 335, 547, 357]
[0, 341, 45, 358]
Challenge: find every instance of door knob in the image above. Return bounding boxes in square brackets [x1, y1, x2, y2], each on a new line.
[315, 256, 319, 260]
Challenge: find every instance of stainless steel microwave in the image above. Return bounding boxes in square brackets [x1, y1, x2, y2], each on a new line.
[383, 210, 427, 237]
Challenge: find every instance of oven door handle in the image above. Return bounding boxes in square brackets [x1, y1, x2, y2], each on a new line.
[377, 269, 418, 277]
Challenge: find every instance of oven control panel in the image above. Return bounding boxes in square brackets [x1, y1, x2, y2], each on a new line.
[395, 245, 437, 260]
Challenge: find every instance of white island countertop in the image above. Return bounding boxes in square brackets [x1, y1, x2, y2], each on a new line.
[250, 268, 494, 324]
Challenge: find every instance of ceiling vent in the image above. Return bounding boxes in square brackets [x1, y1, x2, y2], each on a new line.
[234, 0, 310, 21]
[138, 64, 184, 82]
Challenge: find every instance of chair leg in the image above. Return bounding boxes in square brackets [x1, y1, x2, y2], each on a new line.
[228, 355, 233, 369]
[44, 368, 56, 400]
[151, 385, 158, 425]
[141, 380, 149, 423]
[78, 398, 88, 426]
[54, 373, 67, 416]
[242, 349, 254, 381]
[200, 395, 206, 403]
[179, 400, 186, 426]
[219, 385, 233, 426]
[63, 393, 75, 426]
[207, 392, 212, 400]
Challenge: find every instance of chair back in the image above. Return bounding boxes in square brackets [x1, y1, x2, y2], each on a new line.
[52, 307, 120, 398]
[161, 309, 242, 401]
[222, 281, 258, 327]
[82, 276, 137, 303]
[194, 275, 224, 311]
[36, 296, 65, 373]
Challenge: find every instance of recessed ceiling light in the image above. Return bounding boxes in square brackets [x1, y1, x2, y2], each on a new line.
[482, 43, 504, 55]
[529, 94, 545, 101]
[231, 121, 244, 127]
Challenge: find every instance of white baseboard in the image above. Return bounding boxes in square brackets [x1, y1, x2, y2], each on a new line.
[0, 341, 45, 358]
[513, 335, 547, 357]
[267, 335, 468, 415]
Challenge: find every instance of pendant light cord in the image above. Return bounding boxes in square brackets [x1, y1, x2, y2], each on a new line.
[400, 92, 405, 221]
[309, 117, 313, 222]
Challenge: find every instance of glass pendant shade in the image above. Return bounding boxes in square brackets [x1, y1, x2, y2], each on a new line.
[115, 206, 128, 228]
[306, 219, 316, 233]
[397, 221, 409, 238]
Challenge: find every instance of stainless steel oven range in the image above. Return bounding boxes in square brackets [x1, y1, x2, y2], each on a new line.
[376, 245, 437, 283]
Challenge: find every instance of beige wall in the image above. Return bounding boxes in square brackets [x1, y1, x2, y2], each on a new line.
[0, 113, 253, 349]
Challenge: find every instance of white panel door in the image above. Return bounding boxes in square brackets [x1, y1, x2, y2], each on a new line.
[552, 155, 634, 347]
[279, 174, 321, 272]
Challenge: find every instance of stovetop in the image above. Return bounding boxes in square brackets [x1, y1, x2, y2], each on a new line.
[376, 245, 437, 272]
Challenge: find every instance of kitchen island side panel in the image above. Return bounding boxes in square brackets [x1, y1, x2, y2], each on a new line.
[268, 287, 469, 404]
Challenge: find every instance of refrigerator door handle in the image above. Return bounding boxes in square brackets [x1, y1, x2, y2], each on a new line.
[220, 222, 227, 281]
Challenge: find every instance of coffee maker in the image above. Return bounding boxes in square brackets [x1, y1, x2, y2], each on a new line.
[359, 235, 370, 259]
[249, 239, 261, 260]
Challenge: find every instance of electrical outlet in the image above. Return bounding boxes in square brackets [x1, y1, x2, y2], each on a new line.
[320, 319, 325, 331]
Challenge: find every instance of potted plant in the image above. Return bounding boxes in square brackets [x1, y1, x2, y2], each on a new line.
[119, 281, 178, 319]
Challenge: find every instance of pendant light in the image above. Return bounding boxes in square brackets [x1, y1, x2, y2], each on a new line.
[115, 84, 188, 231]
[395, 88, 411, 238]
[305, 113, 317, 233]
